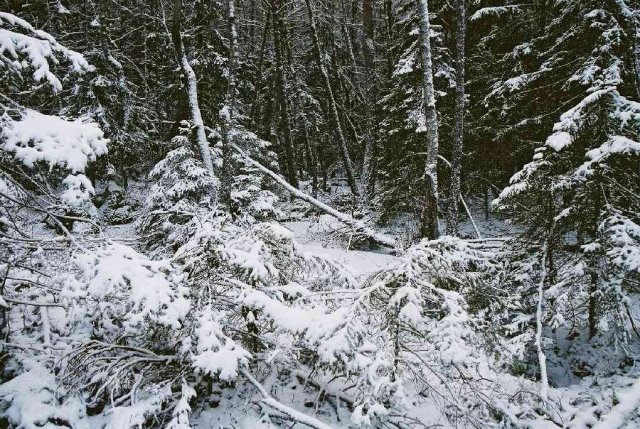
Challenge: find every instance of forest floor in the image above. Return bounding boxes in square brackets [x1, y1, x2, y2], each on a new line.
[186, 199, 517, 428]
[6, 191, 639, 428]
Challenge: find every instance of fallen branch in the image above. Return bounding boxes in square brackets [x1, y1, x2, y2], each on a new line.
[232, 144, 397, 249]
[460, 194, 482, 239]
[242, 368, 335, 429]
[2, 296, 64, 307]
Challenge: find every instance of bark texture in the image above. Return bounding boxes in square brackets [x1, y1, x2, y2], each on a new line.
[417, 0, 440, 239]
[446, 0, 466, 235]
[171, 0, 216, 198]
[220, 0, 238, 209]
[304, 0, 361, 204]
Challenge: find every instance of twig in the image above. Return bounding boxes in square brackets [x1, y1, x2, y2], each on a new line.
[242, 368, 335, 429]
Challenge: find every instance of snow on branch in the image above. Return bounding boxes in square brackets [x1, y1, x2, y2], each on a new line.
[74, 242, 190, 333]
[192, 306, 251, 381]
[470, 5, 525, 22]
[576, 135, 640, 177]
[546, 88, 616, 152]
[0, 12, 93, 91]
[242, 369, 335, 429]
[0, 109, 109, 172]
[231, 143, 398, 249]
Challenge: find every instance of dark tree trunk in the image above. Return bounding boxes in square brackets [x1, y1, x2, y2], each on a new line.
[304, 0, 361, 205]
[271, 0, 299, 188]
[446, 0, 466, 236]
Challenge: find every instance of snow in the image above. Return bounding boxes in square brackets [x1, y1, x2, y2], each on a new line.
[192, 307, 251, 381]
[0, 109, 109, 172]
[74, 242, 190, 331]
[576, 135, 640, 176]
[285, 217, 398, 276]
[550, 88, 615, 138]
[546, 131, 572, 151]
[166, 382, 196, 429]
[0, 362, 89, 429]
[243, 289, 348, 341]
[2, 3, 639, 428]
[60, 174, 96, 215]
[592, 378, 640, 428]
[0, 12, 92, 90]
[104, 387, 170, 429]
[233, 144, 397, 248]
[394, 55, 415, 76]
[469, 5, 523, 21]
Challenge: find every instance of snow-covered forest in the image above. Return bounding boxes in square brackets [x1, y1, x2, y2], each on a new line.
[0, 0, 639, 427]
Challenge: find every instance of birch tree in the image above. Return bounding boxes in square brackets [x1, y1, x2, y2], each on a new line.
[220, 0, 238, 208]
[171, 0, 216, 203]
[417, 0, 440, 239]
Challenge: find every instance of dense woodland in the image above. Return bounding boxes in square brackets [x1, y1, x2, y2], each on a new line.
[0, 0, 639, 427]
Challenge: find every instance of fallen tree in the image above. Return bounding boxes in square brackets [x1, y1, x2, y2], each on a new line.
[231, 144, 398, 250]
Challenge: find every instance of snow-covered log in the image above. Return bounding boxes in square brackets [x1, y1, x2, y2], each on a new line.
[232, 144, 397, 249]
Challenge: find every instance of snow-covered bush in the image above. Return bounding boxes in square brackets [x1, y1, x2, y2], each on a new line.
[287, 236, 516, 427]
[61, 218, 356, 426]
[0, 13, 111, 428]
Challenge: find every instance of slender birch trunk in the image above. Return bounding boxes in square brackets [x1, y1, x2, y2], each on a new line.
[171, 0, 216, 202]
[446, 0, 466, 235]
[417, 0, 440, 239]
[220, 0, 238, 209]
[304, 0, 361, 204]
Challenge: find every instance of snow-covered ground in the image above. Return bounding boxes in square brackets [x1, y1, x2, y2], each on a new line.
[284, 217, 398, 277]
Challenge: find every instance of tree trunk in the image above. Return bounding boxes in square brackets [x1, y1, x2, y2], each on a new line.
[249, 10, 271, 127]
[280, 9, 318, 196]
[272, 0, 299, 188]
[588, 189, 602, 339]
[171, 0, 217, 202]
[220, 0, 238, 209]
[417, 0, 440, 239]
[359, 0, 377, 205]
[232, 143, 397, 249]
[446, 0, 466, 236]
[304, 0, 361, 204]
[536, 240, 549, 401]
